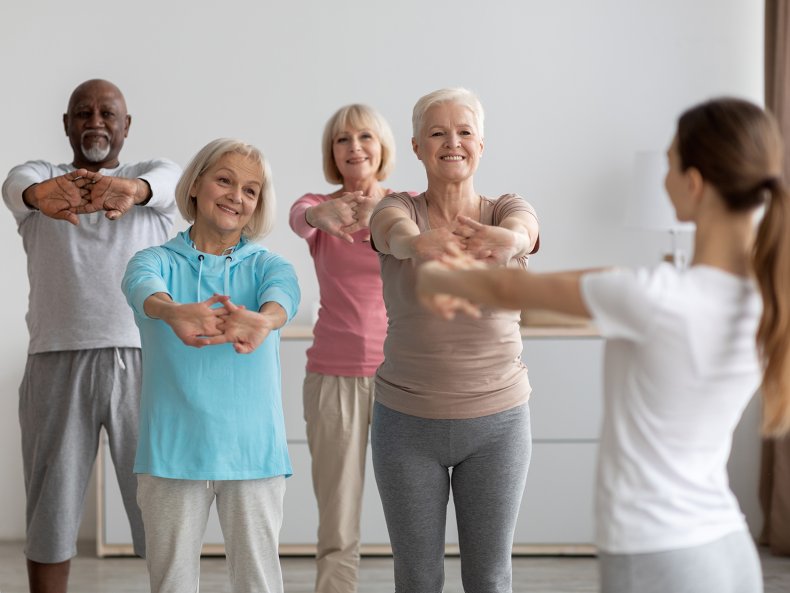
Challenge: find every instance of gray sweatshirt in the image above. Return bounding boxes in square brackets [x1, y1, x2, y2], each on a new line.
[2, 159, 181, 353]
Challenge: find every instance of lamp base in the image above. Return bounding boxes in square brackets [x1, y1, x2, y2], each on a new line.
[662, 250, 687, 269]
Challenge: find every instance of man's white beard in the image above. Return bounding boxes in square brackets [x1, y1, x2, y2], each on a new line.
[82, 143, 111, 163]
[81, 130, 111, 163]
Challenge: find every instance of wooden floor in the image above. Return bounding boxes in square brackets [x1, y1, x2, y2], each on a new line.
[0, 541, 788, 593]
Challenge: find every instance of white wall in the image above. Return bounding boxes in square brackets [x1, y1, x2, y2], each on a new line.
[0, 0, 764, 541]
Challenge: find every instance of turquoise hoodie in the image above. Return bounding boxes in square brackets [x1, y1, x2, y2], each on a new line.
[122, 230, 300, 480]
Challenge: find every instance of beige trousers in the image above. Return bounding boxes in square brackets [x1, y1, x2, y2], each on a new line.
[303, 372, 375, 593]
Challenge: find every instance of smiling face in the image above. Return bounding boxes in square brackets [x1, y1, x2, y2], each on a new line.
[63, 80, 131, 171]
[412, 101, 484, 184]
[332, 127, 383, 184]
[190, 152, 263, 240]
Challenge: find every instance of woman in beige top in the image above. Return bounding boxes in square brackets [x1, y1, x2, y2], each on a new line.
[368, 88, 540, 593]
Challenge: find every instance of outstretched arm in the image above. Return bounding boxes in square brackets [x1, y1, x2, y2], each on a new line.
[417, 253, 593, 319]
[370, 206, 465, 262]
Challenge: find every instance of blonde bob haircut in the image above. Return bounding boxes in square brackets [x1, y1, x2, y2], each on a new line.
[412, 87, 485, 139]
[322, 104, 396, 185]
[175, 138, 276, 239]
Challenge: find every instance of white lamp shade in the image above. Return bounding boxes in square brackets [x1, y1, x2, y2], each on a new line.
[624, 150, 694, 231]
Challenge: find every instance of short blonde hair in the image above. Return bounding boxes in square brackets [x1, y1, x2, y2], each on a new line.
[175, 138, 276, 239]
[321, 104, 396, 185]
[412, 87, 485, 138]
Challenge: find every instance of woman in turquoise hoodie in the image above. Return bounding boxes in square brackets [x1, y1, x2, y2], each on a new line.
[122, 138, 300, 593]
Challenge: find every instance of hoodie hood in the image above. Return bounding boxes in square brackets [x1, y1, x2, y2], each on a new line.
[162, 229, 268, 301]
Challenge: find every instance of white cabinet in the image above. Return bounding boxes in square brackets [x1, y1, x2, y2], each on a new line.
[98, 329, 604, 555]
[516, 335, 603, 552]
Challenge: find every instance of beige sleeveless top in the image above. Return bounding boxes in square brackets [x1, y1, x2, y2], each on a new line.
[371, 192, 538, 419]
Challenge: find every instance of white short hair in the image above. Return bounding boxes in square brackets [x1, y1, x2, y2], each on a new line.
[412, 87, 485, 138]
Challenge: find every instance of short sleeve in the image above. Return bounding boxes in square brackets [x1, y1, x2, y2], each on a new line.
[581, 267, 660, 342]
[491, 193, 540, 255]
[370, 192, 419, 224]
[369, 192, 421, 253]
[491, 193, 538, 226]
[256, 253, 301, 322]
[121, 247, 171, 319]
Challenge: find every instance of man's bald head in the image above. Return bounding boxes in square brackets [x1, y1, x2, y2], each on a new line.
[64, 79, 131, 171]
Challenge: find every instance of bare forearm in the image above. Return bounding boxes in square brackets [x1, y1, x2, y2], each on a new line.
[422, 268, 592, 317]
[376, 218, 420, 259]
[500, 218, 538, 258]
[421, 268, 528, 310]
[258, 301, 288, 330]
[143, 292, 176, 320]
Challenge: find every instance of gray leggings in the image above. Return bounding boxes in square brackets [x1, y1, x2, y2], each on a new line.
[372, 402, 531, 593]
[599, 529, 763, 593]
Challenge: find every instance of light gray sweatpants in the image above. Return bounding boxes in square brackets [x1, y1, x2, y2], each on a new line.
[19, 348, 144, 563]
[137, 474, 286, 593]
[372, 402, 531, 593]
[599, 529, 763, 593]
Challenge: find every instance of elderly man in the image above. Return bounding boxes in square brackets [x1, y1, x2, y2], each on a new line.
[2, 79, 180, 593]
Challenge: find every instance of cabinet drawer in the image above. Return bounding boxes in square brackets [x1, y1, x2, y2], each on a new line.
[522, 337, 604, 440]
[515, 442, 597, 545]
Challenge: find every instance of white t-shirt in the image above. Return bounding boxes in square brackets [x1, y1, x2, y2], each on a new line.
[581, 263, 761, 554]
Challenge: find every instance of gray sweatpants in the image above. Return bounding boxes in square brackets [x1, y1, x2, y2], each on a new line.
[371, 402, 531, 593]
[137, 474, 286, 593]
[599, 529, 763, 593]
[19, 348, 144, 563]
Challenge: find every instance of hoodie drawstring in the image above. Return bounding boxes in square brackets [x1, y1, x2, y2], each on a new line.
[224, 256, 232, 297]
[196, 255, 205, 301]
[195, 253, 232, 302]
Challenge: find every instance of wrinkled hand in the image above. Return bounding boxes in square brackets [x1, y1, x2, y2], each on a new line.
[416, 247, 486, 320]
[216, 299, 273, 354]
[341, 194, 383, 240]
[23, 171, 93, 225]
[308, 192, 365, 243]
[454, 215, 519, 265]
[163, 295, 230, 348]
[410, 227, 466, 263]
[85, 175, 147, 220]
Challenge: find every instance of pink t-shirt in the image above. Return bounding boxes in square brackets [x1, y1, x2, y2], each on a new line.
[289, 193, 387, 376]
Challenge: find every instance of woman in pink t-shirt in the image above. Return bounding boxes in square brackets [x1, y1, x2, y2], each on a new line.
[288, 104, 397, 593]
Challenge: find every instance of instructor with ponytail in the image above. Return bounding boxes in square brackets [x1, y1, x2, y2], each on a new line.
[418, 97, 790, 593]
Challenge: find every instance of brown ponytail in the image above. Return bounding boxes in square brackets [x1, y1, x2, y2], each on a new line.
[754, 180, 790, 435]
[678, 98, 790, 436]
